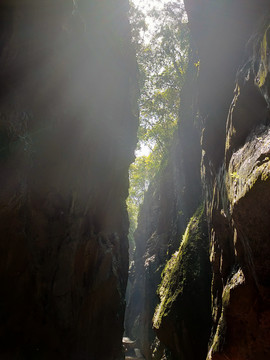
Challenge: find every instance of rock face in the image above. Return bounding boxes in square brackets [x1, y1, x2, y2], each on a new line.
[127, 1, 270, 359]
[125, 63, 205, 360]
[0, 1, 138, 359]
[187, 1, 270, 359]
[153, 205, 211, 360]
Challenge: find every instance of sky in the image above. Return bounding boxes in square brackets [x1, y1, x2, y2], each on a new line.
[131, 0, 172, 157]
[131, 0, 172, 40]
[132, 0, 171, 12]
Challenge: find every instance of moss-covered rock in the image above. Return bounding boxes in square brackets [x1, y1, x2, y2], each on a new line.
[227, 126, 270, 207]
[153, 205, 211, 360]
[255, 24, 270, 88]
[200, 10, 270, 360]
[125, 59, 203, 360]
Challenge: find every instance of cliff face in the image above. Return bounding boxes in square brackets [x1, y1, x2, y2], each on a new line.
[153, 205, 211, 360]
[186, 1, 270, 359]
[0, 1, 138, 359]
[127, 1, 270, 359]
[125, 63, 206, 359]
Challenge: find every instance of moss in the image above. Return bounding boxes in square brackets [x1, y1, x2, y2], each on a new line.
[153, 205, 211, 359]
[222, 286, 231, 308]
[210, 312, 226, 355]
[208, 269, 245, 358]
[208, 292, 228, 357]
[256, 25, 270, 88]
[154, 205, 207, 327]
[226, 127, 270, 206]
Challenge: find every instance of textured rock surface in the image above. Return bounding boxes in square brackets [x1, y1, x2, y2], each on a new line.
[186, 1, 270, 359]
[125, 63, 203, 360]
[0, 1, 137, 359]
[127, 1, 270, 360]
[153, 206, 211, 360]
[125, 151, 185, 360]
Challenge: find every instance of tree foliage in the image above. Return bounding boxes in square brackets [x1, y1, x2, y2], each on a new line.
[127, 1, 190, 244]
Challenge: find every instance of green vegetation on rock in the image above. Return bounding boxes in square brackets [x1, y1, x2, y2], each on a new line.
[127, 1, 190, 240]
[154, 205, 208, 326]
[208, 269, 245, 358]
[256, 25, 270, 88]
[153, 204, 211, 359]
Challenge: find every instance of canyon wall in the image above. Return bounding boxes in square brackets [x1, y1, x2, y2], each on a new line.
[0, 1, 138, 359]
[187, 1, 270, 359]
[125, 59, 208, 359]
[128, 0, 270, 359]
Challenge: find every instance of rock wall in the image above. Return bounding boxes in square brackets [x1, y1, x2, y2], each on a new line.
[186, 0, 270, 359]
[127, 0, 270, 359]
[153, 205, 211, 360]
[0, 1, 138, 359]
[125, 61, 204, 359]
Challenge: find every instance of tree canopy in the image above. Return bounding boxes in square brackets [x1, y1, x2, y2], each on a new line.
[127, 0, 190, 248]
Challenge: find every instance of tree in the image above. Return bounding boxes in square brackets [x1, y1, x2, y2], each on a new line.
[127, 1, 190, 247]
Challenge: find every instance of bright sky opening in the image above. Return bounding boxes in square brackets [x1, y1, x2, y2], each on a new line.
[131, 0, 173, 157]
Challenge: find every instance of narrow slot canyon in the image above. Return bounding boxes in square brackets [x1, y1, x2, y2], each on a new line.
[0, 1, 270, 360]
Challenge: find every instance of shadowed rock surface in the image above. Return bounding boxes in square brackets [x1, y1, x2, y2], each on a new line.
[191, 1, 270, 359]
[2, 0, 270, 359]
[0, 1, 138, 359]
[125, 60, 205, 360]
[126, 1, 270, 359]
